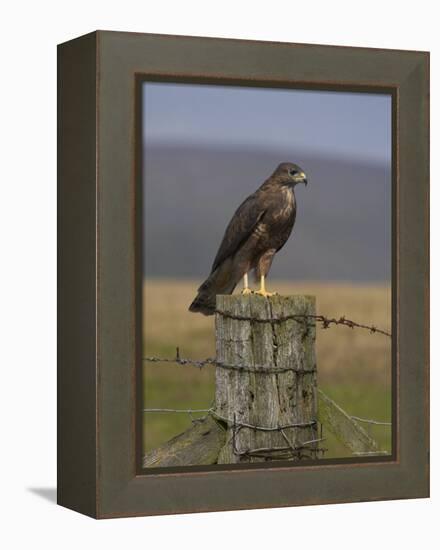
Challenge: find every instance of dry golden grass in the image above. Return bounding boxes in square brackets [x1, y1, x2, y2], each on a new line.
[142, 279, 392, 455]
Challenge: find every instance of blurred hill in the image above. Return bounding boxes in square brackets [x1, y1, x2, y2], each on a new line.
[143, 143, 391, 282]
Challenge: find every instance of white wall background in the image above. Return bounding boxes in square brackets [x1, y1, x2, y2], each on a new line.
[0, 1, 437, 548]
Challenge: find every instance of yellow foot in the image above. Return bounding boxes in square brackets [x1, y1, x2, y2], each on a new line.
[254, 290, 277, 297]
[241, 288, 253, 295]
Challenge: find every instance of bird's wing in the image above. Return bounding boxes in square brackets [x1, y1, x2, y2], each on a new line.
[211, 191, 266, 273]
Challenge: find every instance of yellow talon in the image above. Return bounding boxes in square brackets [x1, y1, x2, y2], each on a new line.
[241, 273, 253, 295]
[255, 275, 277, 297]
[254, 289, 277, 297]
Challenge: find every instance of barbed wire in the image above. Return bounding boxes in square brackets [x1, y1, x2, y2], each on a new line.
[214, 309, 391, 337]
[143, 350, 317, 374]
[143, 354, 216, 369]
[210, 409, 317, 431]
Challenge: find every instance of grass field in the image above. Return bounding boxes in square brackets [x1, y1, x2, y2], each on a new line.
[143, 279, 392, 459]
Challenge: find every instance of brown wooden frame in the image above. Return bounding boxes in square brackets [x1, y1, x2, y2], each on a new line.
[57, 30, 429, 518]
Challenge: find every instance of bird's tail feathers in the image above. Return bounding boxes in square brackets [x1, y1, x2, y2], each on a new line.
[189, 262, 238, 316]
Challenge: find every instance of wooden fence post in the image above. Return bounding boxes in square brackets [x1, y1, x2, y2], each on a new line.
[214, 294, 319, 464]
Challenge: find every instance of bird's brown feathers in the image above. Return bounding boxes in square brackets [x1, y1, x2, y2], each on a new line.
[211, 194, 266, 273]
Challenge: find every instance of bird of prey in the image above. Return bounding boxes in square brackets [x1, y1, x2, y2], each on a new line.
[189, 162, 308, 316]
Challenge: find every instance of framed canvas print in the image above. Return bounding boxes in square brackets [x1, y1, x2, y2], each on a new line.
[57, 31, 429, 518]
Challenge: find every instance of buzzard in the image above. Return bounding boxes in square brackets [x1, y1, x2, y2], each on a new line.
[189, 162, 307, 315]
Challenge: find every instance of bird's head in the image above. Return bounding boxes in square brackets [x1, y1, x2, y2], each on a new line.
[273, 162, 308, 187]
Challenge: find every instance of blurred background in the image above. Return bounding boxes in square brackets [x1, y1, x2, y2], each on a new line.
[142, 82, 392, 459]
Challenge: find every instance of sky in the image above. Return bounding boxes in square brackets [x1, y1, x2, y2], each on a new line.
[143, 82, 391, 165]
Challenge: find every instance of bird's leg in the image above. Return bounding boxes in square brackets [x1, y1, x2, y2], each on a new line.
[241, 272, 253, 295]
[255, 274, 276, 297]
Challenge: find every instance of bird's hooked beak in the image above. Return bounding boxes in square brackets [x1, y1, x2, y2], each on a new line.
[297, 172, 308, 186]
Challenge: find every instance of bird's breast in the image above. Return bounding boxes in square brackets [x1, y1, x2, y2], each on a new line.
[251, 189, 296, 251]
[267, 188, 296, 226]
[280, 187, 295, 216]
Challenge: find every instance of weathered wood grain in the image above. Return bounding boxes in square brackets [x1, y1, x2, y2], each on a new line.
[215, 294, 318, 464]
[142, 414, 226, 468]
[317, 389, 380, 454]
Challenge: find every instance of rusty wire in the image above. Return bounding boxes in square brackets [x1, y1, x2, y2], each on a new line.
[210, 409, 317, 431]
[230, 413, 325, 460]
[214, 309, 391, 337]
[143, 350, 316, 374]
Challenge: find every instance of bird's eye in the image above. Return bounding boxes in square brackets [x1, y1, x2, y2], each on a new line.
[289, 169, 297, 176]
